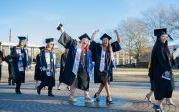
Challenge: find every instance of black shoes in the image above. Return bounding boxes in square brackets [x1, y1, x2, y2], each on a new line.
[153, 105, 163, 112]
[94, 94, 113, 104]
[37, 86, 54, 97]
[48, 92, 54, 97]
[94, 93, 100, 102]
[15, 88, 22, 94]
[37, 86, 41, 95]
[48, 93, 54, 97]
[106, 96, 113, 104]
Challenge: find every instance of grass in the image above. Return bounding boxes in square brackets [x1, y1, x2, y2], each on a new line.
[113, 68, 179, 82]
[1, 63, 179, 83]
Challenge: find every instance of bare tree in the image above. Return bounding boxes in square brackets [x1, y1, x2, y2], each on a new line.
[118, 18, 150, 64]
[142, 5, 179, 42]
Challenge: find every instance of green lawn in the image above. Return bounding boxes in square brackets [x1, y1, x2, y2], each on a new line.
[113, 68, 179, 82]
[1, 64, 179, 83]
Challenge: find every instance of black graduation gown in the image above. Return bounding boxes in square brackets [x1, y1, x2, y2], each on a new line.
[0, 51, 4, 80]
[59, 53, 67, 83]
[39, 50, 56, 87]
[34, 54, 41, 81]
[148, 52, 176, 91]
[0, 64, 1, 80]
[0, 51, 4, 61]
[90, 41, 121, 83]
[58, 32, 92, 91]
[149, 44, 174, 100]
[12, 46, 28, 83]
[5, 55, 15, 79]
[0, 50, 4, 80]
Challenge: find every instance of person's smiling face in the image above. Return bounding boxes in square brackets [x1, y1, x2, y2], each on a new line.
[160, 34, 168, 44]
[80, 38, 89, 49]
[102, 38, 109, 47]
[47, 42, 54, 49]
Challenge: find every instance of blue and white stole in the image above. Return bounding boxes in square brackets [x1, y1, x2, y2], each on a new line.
[72, 48, 82, 77]
[87, 51, 94, 80]
[72, 48, 93, 78]
[99, 49, 116, 72]
[99, 50, 106, 72]
[44, 51, 56, 76]
[16, 47, 28, 72]
[111, 51, 116, 69]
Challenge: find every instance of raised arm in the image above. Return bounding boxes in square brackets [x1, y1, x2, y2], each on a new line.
[0, 51, 4, 63]
[111, 30, 122, 52]
[11, 47, 20, 62]
[114, 30, 120, 43]
[57, 24, 77, 49]
[91, 29, 99, 41]
[90, 29, 101, 51]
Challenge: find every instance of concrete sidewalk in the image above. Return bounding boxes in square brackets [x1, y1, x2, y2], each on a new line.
[0, 82, 178, 112]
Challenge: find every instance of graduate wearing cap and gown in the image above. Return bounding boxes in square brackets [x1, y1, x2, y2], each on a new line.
[149, 28, 175, 111]
[34, 46, 45, 88]
[57, 49, 70, 90]
[37, 38, 56, 97]
[4, 48, 15, 85]
[0, 49, 4, 81]
[90, 30, 121, 104]
[11, 36, 28, 94]
[57, 24, 93, 102]
[146, 29, 175, 104]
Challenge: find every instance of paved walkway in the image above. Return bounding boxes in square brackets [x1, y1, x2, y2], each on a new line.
[0, 81, 179, 112]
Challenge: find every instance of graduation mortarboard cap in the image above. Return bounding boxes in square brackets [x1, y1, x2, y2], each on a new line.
[78, 33, 90, 40]
[154, 28, 173, 40]
[57, 24, 63, 30]
[154, 28, 167, 37]
[168, 34, 174, 40]
[39, 46, 45, 50]
[18, 36, 27, 40]
[45, 38, 54, 43]
[100, 33, 112, 40]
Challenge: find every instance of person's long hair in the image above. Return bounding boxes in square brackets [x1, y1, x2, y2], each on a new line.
[80, 40, 90, 54]
[152, 35, 171, 61]
[18, 41, 27, 48]
[46, 43, 54, 51]
[103, 41, 113, 61]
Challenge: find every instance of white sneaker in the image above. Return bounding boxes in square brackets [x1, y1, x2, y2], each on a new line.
[85, 96, 93, 103]
[67, 86, 70, 91]
[69, 95, 77, 102]
[57, 86, 61, 90]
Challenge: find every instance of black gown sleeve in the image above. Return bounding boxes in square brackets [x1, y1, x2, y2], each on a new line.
[0, 51, 4, 61]
[155, 47, 171, 73]
[60, 53, 66, 68]
[170, 54, 176, 67]
[90, 41, 101, 62]
[36, 55, 41, 69]
[11, 47, 19, 63]
[4, 56, 8, 63]
[58, 32, 77, 49]
[34, 55, 41, 78]
[111, 41, 121, 52]
[148, 58, 154, 79]
[90, 41, 102, 51]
